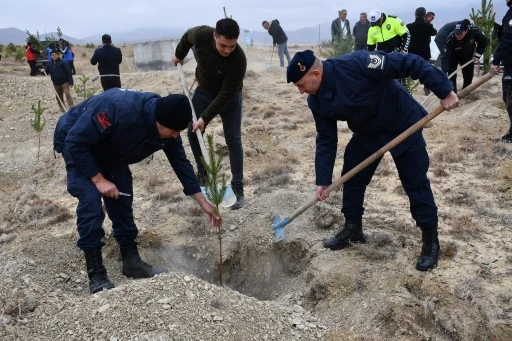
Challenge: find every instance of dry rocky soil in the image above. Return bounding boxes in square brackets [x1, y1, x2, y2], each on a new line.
[0, 45, 511, 340]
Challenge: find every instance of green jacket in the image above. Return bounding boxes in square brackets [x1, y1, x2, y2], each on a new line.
[175, 25, 247, 123]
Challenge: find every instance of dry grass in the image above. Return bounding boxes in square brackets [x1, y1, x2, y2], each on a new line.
[144, 173, 166, 190]
[432, 143, 465, 163]
[440, 240, 458, 259]
[448, 214, 478, 240]
[432, 166, 449, 177]
[251, 161, 294, 182]
[354, 232, 396, 261]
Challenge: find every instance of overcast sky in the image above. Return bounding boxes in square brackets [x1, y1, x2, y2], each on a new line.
[1, 0, 509, 38]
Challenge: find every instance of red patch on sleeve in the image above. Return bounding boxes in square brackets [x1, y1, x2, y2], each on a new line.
[93, 111, 112, 133]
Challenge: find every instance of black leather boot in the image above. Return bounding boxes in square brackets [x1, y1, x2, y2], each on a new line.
[323, 220, 365, 250]
[120, 244, 166, 279]
[501, 130, 512, 143]
[231, 184, 245, 210]
[416, 226, 440, 271]
[84, 248, 115, 294]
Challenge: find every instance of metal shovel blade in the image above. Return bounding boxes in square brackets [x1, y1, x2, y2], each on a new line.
[200, 184, 237, 208]
[272, 215, 289, 241]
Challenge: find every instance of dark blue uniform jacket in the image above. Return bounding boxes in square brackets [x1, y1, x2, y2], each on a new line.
[54, 88, 200, 196]
[308, 51, 453, 186]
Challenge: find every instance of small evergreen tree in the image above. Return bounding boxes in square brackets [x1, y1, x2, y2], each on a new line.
[470, 0, 496, 72]
[320, 35, 355, 58]
[74, 74, 97, 101]
[56, 26, 63, 39]
[30, 101, 46, 162]
[200, 134, 227, 286]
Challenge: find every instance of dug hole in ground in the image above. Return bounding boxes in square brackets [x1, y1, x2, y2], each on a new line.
[0, 45, 511, 340]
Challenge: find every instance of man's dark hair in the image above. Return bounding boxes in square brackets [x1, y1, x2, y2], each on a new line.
[102, 34, 112, 44]
[415, 7, 426, 18]
[426, 11, 435, 17]
[262, 20, 269, 26]
[215, 18, 240, 39]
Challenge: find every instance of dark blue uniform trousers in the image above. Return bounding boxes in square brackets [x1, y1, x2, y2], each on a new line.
[341, 135, 438, 228]
[66, 164, 138, 250]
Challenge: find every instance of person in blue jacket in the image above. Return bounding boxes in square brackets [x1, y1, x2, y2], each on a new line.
[60, 40, 76, 75]
[54, 89, 222, 293]
[286, 50, 458, 271]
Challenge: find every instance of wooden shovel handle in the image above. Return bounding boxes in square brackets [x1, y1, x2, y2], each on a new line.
[177, 63, 210, 165]
[285, 72, 494, 223]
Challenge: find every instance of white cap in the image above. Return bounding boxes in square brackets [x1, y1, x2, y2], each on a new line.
[369, 9, 381, 23]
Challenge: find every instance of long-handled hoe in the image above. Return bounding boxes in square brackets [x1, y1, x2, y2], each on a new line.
[272, 72, 494, 241]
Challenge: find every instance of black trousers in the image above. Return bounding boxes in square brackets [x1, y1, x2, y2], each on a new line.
[100, 76, 121, 91]
[28, 60, 37, 76]
[502, 68, 512, 131]
[449, 58, 474, 93]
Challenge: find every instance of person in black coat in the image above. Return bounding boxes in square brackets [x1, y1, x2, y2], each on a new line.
[90, 34, 122, 91]
[407, 7, 437, 95]
[45, 50, 74, 112]
[445, 20, 489, 93]
[262, 19, 291, 67]
[491, 0, 512, 142]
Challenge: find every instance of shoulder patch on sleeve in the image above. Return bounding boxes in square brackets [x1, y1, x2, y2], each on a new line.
[366, 54, 386, 70]
[93, 111, 113, 133]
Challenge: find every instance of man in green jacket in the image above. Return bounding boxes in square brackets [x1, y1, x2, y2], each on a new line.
[172, 18, 247, 209]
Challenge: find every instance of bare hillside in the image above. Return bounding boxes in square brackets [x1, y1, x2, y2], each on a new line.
[0, 46, 511, 340]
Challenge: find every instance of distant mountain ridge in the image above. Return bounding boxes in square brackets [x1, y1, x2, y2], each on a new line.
[1, 4, 507, 47]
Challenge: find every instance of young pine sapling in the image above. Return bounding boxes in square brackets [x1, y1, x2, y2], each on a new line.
[30, 100, 46, 162]
[200, 134, 228, 286]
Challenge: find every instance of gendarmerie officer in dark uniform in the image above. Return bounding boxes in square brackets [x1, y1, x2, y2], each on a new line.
[286, 50, 458, 271]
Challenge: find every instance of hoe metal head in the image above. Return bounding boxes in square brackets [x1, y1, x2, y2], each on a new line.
[272, 215, 289, 242]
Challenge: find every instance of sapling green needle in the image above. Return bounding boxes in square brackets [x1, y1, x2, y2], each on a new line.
[30, 100, 46, 162]
[200, 134, 227, 286]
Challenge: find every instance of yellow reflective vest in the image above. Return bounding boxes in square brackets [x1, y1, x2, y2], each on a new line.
[367, 15, 410, 53]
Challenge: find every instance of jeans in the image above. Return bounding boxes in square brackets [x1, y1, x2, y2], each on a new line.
[277, 42, 291, 67]
[65, 163, 138, 250]
[187, 86, 244, 186]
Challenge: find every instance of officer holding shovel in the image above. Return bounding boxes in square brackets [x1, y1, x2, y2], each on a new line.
[286, 50, 458, 271]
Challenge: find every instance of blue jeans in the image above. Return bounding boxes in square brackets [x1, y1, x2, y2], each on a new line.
[187, 86, 244, 186]
[65, 163, 138, 250]
[277, 42, 291, 67]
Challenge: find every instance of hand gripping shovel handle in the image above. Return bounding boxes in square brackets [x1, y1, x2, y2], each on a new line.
[420, 59, 475, 106]
[177, 63, 210, 165]
[274, 72, 494, 234]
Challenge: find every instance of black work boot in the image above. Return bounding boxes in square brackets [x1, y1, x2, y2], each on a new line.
[231, 184, 245, 210]
[416, 226, 440, 271]
[501, 130, 512, 143]
[120, 244, 166, 279]
[84, 248, 115, 294]
[323, 220, 366, 250]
